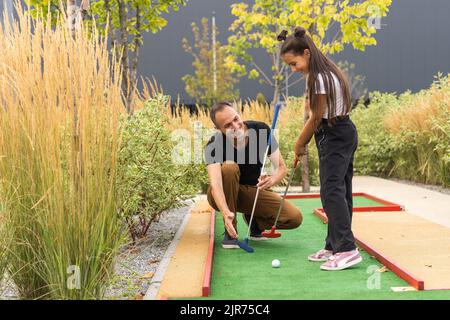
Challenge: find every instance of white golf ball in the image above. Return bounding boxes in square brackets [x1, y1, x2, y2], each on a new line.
[272, 259, 280, 268]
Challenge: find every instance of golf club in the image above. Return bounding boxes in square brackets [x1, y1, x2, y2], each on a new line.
[240, 101, 283, 253]
[261, 157, 299, 238]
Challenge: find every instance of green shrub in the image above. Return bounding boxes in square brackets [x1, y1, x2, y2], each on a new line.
[256, 92, 268, 106]
[117, 95, 207, 242]
[0, 199, 7, 285]
[352, 74, 450, 187]
[351, 92, 397, 176]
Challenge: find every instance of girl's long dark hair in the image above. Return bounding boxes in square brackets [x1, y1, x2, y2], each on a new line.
[278, 27, 351, 128]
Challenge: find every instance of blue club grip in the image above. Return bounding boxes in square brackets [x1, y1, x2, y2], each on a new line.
[271, 102, 282, 130]
[268, 102, 282, 146]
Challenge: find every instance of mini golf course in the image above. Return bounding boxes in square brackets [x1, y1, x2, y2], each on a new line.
[203, 195, 450, 300]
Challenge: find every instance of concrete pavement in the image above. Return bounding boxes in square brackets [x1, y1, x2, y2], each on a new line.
[352, 176, 450, 228]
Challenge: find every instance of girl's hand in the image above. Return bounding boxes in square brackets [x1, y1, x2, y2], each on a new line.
[295, 142, 307, 157]
[257, 174, 275, 190]
[293, 154, 301, 167]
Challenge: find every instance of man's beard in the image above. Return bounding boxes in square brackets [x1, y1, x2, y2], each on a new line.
[226, 127, 247, 148]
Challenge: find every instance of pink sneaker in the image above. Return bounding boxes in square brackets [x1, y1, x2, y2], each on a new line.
[320, 249, 362, 271]
[308, 249, 333, 262]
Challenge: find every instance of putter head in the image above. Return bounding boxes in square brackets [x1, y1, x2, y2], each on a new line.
[261, 226, 282, 238]
[238, 238, 254, 253]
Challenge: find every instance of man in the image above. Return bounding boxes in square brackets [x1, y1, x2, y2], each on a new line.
[204, 102, 303, 249]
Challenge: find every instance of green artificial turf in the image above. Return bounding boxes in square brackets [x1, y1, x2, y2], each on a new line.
[349, 195, 391, 207]
[204, 197, 450, 300]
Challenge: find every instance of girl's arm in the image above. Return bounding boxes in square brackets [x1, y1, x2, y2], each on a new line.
[305, 95, 311, 117]
[294, 94, 327, 155]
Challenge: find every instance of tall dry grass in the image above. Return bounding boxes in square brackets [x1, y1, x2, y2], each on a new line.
[0, 3, 125, 299]
[0, 196, 7, 285]
[383, 74, 450, 186]
[163, 99, 276, 131]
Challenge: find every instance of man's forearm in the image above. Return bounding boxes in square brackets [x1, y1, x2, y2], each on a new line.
[210, 183, 232, 215]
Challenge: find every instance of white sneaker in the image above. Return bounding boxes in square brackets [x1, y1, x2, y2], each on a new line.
[320, 249, 363, 271]
[308, 249, 333, 262]
[248, 234, 268, 241]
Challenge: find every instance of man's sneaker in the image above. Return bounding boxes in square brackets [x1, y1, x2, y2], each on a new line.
[222, 231, 240, 249]
[248, 233, 268, 241]
[308, 249, 333, 262]
[320, 249, 362, 271]
[243, 214, 268, 241]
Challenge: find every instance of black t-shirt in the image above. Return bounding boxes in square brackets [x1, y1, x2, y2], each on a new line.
[204, 120, 279, 186]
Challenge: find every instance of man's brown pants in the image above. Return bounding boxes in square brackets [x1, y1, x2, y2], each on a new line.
[207, 162, 303, 231]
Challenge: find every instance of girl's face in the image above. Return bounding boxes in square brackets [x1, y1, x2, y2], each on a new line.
[282, 50, 310, 76]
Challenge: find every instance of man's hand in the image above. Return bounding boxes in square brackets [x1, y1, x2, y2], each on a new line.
[223, 211, 238, 239]
[257, 174, 275, 190]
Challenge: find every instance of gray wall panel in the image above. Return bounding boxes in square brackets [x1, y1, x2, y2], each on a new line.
[2, 0, 449, 101]
[138, 0, 450, 101]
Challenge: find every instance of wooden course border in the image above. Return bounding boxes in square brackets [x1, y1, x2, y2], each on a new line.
[202, 209, 216, 297]
[355, 236, 425, 290]
[286, 192, 403, 224]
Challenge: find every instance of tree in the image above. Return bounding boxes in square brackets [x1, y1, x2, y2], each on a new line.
[227, 0, 392, 105]
[337, 60, 368, 102]
[182, 17, 239, 105]
[24, 0, 187, 114]
[24, 1, 89, 28]
[93, 0, 187, 114]
[227, 0, 392, 191]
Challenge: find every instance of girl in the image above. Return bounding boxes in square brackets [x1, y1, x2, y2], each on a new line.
[278, 27, 361, 271]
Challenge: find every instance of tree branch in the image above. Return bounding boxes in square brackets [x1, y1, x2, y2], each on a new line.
[104, 0, 117, 52]
[251, 61, 274, 86]
[286, 77, 305, 89]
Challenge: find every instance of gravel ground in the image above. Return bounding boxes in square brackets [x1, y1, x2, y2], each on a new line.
[104, 200, 195, 300]
[0, 275, 19, 300]
[0, 199, 195, 300]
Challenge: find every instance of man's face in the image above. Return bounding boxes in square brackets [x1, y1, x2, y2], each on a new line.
[215, 106, 246, 139]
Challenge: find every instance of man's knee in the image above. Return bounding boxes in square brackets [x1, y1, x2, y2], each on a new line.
[290, 208, 303, 228]
[221, 162, 240, 178]
[284, 206, 303, 229]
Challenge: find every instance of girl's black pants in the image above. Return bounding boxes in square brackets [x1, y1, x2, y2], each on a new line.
[314, 116, 358, 254]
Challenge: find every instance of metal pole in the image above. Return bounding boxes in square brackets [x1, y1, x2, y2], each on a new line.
[4, 0, 14, 23]
[212, 12, 217, 98]
[283, 0, 288, 98]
